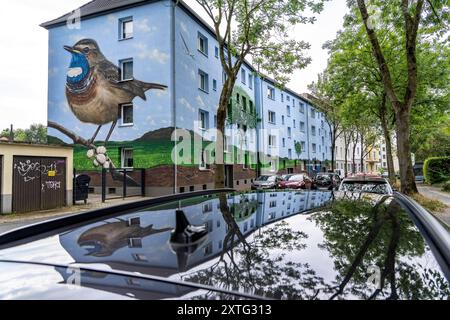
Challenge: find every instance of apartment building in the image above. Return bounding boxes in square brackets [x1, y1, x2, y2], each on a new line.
[42, 0, 332, 195]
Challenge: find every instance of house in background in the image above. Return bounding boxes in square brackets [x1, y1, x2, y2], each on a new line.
[41, 0, 332, 196]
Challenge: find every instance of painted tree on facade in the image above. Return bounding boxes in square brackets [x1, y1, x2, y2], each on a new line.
[180, 0, 328, 188]
[48, 38, 167, 170]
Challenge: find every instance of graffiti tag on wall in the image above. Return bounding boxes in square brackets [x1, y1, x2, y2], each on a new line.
[14, 160, 60, 182]
[42, 181, 62, 192]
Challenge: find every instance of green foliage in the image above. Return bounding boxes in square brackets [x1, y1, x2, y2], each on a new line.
[1, 124, 47, 144]
[423, 156, 450, 184]
[442, 181, 450, 192]
[227, 86, 258, 128]
[294, 141, 302, 158]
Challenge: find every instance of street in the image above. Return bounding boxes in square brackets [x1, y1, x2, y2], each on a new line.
[417, 184, 450, 227]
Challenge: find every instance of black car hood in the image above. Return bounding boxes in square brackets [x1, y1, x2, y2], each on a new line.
[0, 190, 448, 300]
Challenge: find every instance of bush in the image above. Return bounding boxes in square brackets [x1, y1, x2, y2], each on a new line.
[442, 181, 450, 192]
[423, 156, 450, 185]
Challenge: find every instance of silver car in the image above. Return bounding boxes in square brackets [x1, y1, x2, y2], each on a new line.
[251, 175, 280, 190]
[338, 176, 394, 195]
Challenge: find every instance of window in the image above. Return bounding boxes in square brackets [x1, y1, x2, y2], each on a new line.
[212, 79, 217, 91]
[214, 46, 219, 58]
[288, 149, 292, 159]
[300, 121, 305, 132]
[268, 111, 276, 124]
[301, 141, 306, 151]
[299, 103, 305, 113]
[197, 32, 208, 55]
[224, 135, 231, 153]
[282, 138, 286, 147]
[242, 97, 247, 112]
[286, 95, 290, 101]
[241, 69, 246, 84]
[287, 105, 291, 117]
[121, 148, 134, 168]
[267, 86, 275, 100]
[281, 115, 285, 125]
[119, 17, 133, 40]
[293, 119, 296, 128]
[248, 74, 253, 89]
[268, 134, 276, 147]
[311, 125, 316, 136]
[198, 109, 208, 130]
[312, 143, 317, 153]
[288, 127, 292, 138]
[128, 238, 142, 248]
[311, 109, 316, 119]
[120, 104, 133, 126]
[222, 71, 227, 83]
[198, 69, 209, 92]
[281, 93, 284, 102]
[199, 148, 210, 170]
[119, 59, 133, 81]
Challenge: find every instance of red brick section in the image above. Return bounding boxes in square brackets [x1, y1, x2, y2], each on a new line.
[79, 165, 256, 188]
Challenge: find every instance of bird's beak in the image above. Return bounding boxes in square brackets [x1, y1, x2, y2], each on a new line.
[64, 45, 81, 54]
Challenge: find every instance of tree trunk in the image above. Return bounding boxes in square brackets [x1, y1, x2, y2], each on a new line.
[395, 107, 418, 194]
[379, 96, 396, 185]
[360, 133, 365, 173]
[344, 133, 349, 178]
[352, 134, 357, 174]
[331, 134, 336, 171]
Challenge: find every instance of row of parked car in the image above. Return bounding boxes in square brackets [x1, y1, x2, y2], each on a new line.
[252, 172, 395, 195]
[251, 172, 342, 191]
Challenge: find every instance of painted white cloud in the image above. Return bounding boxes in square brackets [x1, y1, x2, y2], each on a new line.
[135, 18, 157, 34]
[179, 97, 194, 113]
[134, 43, 169, 64]
[196, 96, 205, 108]
[179, 22, 188, 34]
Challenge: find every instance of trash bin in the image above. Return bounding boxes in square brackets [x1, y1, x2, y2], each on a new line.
[74, 174, 91, 204]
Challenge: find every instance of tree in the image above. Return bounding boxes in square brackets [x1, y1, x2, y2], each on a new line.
[188, 0, 327, 187]
[353, 0, 449, 194]
[1, 124, 47, 144]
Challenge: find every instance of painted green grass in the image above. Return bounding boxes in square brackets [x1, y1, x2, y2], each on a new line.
[73, 139, 300, 171]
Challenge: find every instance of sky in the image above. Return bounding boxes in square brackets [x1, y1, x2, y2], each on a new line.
[0, 0, 348, 130]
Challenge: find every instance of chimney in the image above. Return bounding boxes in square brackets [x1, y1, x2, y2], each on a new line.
[9, 124, 13, 142]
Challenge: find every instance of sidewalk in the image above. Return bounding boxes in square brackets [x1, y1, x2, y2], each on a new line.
[0, 195, 152, 234]
[417, 184, 450, 227]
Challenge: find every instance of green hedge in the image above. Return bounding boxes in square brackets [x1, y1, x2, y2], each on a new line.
[423, 156, 450, 184]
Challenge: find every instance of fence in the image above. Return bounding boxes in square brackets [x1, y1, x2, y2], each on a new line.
[74, 167, 146, 203]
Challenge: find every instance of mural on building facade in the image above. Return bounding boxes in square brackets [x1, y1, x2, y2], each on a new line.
[49, 38, 167, 169]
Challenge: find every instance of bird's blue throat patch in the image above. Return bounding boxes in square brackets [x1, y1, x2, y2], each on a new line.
[67, 52, 90, 84]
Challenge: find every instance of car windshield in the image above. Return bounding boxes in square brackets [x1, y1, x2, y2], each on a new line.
[281, 174, 294, 181]
[340, 181, 389, 194]
[257, 175, 275, 182]
[316, 174, 331, 180]
[289, 174, 304, 181]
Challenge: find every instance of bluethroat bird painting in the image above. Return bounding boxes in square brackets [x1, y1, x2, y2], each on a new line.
[64, 38, 167, 147]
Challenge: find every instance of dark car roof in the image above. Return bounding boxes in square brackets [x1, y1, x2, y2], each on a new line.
[342, 176, 387, 183]
[0, 190, 448, 300]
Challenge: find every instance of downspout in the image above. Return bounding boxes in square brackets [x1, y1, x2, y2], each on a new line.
[305, 104, 310, 175]
[170, 1, 177, 194]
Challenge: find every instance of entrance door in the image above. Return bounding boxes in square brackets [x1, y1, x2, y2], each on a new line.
[40, 157, 66, 210]
[224, 165, 234, 188]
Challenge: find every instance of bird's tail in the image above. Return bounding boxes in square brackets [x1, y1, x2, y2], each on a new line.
[139, 81, 168, 91]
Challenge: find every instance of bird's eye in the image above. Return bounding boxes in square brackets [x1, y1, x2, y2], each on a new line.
[82, 47, 90, 53]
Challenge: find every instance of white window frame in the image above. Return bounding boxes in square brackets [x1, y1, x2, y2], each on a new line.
[197, 32, 208, 56]
[120, 103, 134, 127]
[267, 86, 275, 100]
[121, 148, 134, 168]
[119, 17, 133, 40]
[268, 111, 276, 124]
[119, 58, 134, 81]
[198, 69, 209, 93]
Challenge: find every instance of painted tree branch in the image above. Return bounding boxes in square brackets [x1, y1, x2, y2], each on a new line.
[48, 121, 96, 150]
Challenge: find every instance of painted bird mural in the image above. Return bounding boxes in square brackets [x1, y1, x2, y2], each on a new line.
[64, 38, 167, 148]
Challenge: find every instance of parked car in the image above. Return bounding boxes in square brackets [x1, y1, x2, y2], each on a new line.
[414, 162, 424, 182]
[251, 175, 280, 190]
[278, 173, 315, 190]
[0, 189, 448, 300]
[338, 176, 394, 195]
[314, 173, 341, 189]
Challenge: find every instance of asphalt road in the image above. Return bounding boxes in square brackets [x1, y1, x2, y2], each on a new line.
[417, 184, 450, 227]
[0, 213, 73, 235]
